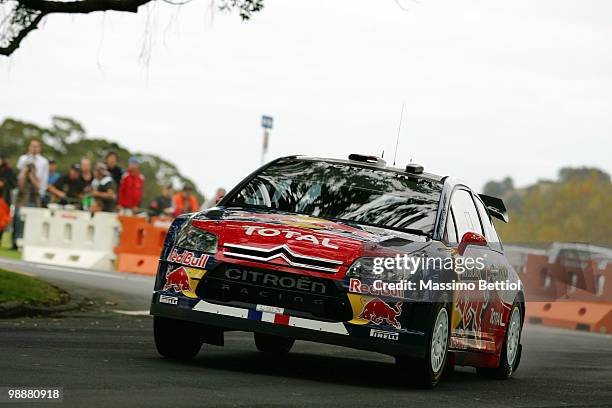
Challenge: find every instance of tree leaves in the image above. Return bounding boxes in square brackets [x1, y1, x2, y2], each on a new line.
[490, 169, 612, 246]
[0, 116, 203, 204]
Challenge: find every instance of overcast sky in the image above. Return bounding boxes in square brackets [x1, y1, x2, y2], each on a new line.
[2, 0, 611, 198]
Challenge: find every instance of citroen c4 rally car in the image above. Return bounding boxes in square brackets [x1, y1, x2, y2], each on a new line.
[150, 154, 524, 388]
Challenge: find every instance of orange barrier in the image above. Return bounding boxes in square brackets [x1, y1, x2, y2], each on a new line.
[526, 301, 612, 334]
[522, 253, 611, 334]
[114, 216, 172, 275]
[523, 254, 612, 303]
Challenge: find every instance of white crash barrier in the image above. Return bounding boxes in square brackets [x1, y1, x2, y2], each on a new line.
[20, 207, 121, 271]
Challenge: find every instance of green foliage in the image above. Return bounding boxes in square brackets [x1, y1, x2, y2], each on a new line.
[483, 176, 514, 197]
[488, 168, 612, 246]
[0, 116, 203, 205]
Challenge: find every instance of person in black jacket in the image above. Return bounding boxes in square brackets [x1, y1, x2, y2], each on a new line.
[148, 184, 174, 217]
[105, 151, 123, 189]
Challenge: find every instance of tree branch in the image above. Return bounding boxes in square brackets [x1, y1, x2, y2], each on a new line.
[0, 0, 262, 57]
[0, 12, 45, 56]
[19, 0, 153, 14]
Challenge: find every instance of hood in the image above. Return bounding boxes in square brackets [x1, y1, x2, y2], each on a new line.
[191, 208, 429, 278]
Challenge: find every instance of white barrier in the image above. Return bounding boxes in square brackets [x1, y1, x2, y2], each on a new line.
[20, 207, 121, 271]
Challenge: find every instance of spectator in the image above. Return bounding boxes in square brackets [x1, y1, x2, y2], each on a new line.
[44, 158, 60, 206]
[13, 158, 41, 248]
[173, 185, 199, 216]
[47, 159, 60, 185]
[48, 164, 85, 205]
[80, 158, 94, 187]
[88, 163, 116, 212]
[201, 187, 226, 210]
[149, 184, 174, 217]
[16, 139, 49, 199]
[0, 155, 16, 243]
[105, 151, 123, 188]
[118, 157, 144, 213]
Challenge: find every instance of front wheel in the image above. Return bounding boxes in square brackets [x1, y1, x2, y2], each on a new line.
[396, 302, 450, 388]
[254, 333, 295, 354]
[477, 301, 523, 379]
[154, 316, 203, 360]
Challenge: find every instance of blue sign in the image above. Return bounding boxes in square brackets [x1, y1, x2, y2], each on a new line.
[261, 115, 274, 130]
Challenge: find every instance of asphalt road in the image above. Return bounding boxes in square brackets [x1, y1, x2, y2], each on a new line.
[1, 259, 611, 407]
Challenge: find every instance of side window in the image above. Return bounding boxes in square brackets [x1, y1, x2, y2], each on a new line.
[474, 196, 502, 251]
[444, 208, 458, 245]
[450, 189, 483, 240]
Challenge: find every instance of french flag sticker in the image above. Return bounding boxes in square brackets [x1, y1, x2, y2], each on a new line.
[248, 305, 289, 326]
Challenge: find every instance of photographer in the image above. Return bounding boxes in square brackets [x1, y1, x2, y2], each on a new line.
[16, 139, 49, 201]
[12, 158, 42, 248]
[17, 160, 41, 207]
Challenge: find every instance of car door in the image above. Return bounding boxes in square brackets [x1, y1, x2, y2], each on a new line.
[472, 195, 516, 351]
[446, 188, 496, 352]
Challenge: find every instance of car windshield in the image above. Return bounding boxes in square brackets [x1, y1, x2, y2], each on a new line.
[226, 158, 442, 236]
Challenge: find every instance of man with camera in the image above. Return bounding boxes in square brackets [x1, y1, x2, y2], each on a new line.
[12, 139, 49, 248]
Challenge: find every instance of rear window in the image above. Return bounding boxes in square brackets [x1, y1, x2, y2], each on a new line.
[226, 159, 442, 235]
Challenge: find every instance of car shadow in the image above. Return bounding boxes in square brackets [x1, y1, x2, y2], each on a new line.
[152, 347, 490, 390]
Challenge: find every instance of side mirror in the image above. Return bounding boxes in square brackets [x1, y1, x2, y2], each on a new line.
[458, 232, 487, 255]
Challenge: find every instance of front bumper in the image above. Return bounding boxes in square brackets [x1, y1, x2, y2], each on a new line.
[150, 295, 427, 358]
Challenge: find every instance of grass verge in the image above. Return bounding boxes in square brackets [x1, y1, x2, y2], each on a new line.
[0, 231, 21, 260]
[0, 247, 21, 260]
[0, 269, 64, 305]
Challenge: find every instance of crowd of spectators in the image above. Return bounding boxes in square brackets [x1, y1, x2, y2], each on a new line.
[0, 139, 225, 250]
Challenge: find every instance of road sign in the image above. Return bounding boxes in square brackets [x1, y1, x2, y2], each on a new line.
[261, 115, 274, 130]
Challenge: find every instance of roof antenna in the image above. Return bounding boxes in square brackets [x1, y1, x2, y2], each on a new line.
[393, 102, 405, 166]
[381, 150, 385, 158]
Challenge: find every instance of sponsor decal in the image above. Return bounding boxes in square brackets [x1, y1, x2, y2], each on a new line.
[349, 278, 405, 298]
[217, 282, 325, 307]
[159, 294, 178, 305]
[455, 293, 488, 333]
[224, 267, 327, 294]
[167, 249, 209, 268]
[359, 298, 403, 329]
[163, 266, 193, 292]
[489, 307, 506, 327]
[242, 225, 339, 249]
[370, 328, 399, 341]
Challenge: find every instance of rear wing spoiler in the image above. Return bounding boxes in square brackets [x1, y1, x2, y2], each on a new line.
[478, 194, 509, 223]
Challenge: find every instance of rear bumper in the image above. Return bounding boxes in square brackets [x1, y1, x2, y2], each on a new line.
[150, 297, 427, 358]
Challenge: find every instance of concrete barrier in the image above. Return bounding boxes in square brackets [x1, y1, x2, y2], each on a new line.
[20, 207, 121, 271]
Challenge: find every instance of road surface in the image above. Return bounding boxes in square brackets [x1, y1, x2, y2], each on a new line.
[0, 259, 610, 407]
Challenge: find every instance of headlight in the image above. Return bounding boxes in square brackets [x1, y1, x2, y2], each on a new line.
[346, 256, 422, 281]
[176, 223, 218, 253]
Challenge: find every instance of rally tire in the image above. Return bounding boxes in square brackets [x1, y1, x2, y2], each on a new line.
[254, 333, 295, 354]
[396, 302, 450, 389]
[154, 316, 203, 360]
[477, 301, 523, 379]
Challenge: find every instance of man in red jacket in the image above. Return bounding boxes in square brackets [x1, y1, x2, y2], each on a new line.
[118, 157, 144, 213]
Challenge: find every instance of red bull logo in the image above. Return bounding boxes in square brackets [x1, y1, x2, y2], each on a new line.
[456, 293, 488, 332]
[163, 266, 192, 292]
[359, 298, 403, 329]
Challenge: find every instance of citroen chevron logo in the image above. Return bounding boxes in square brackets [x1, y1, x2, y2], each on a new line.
[223, 243, 342, 273]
